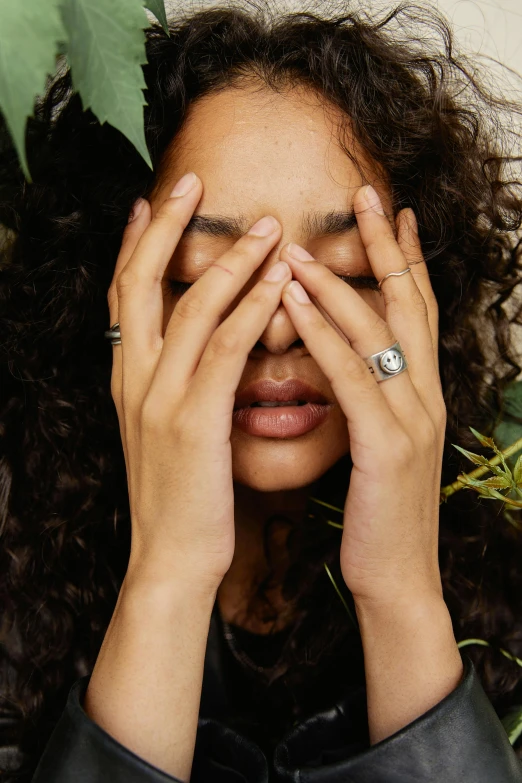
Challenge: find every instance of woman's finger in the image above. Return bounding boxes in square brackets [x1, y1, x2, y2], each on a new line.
[352, 186, 442, 409]
[280, 244, 428, 427]
[106, 197, 151, 460]
[115, 173, 203, 410]
[152, 215, 283, 397]
[182, 260, 293, 434]
[280, 280, 415, 447]
[396, 208, 441, 378]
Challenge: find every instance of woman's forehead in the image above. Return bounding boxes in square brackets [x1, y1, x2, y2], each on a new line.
[154, 83, 388, 220]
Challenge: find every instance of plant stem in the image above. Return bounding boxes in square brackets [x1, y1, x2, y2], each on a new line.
[440, 435, 522, 501]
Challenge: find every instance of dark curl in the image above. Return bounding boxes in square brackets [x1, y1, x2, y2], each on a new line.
[1, 1, 522, 777]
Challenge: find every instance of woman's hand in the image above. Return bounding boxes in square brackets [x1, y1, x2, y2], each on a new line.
[280, 184, 446, 606]
[107, 171, 291, 591]
[280, 184, 463, 742]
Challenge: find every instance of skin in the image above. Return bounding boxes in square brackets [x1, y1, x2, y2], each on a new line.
[85, 81, 463, 779]
[150, 84, 394, 630]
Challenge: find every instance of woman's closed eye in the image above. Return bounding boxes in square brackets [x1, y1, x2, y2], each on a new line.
[166, 273, 380, 297]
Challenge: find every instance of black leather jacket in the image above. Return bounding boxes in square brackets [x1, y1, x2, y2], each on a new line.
[2, 602, 521, 782]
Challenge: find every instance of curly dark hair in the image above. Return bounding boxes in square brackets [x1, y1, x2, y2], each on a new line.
[2, 0, 522, 777]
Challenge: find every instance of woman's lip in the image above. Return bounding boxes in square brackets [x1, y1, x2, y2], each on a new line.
[234, 379, 329, 409]
[232, 402, 333, 438]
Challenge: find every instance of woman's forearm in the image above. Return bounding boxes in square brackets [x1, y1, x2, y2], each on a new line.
[355, 590, 464, 745]
[83, 566, 218, 782]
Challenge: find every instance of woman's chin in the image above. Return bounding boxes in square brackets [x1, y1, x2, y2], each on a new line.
[231, 439, 350, 493]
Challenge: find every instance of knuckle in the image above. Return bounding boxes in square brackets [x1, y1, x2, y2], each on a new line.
[107, 284, 117, 308]
[335, 350, 367, 387]
[225, 244, 250, 266]
[434, 399, 448, 430]
[229, 233, 264, 262]
[155, 197, 180, 218]
[209, 328, 240, 357]
[249, 287, 271, 307]
[417, 417, 437, 446]
[174, 292, 204, 320]
[410, 285, 428, 316]
[154, 198, 190, 229]
[140, 394, 167, 430]
[368, 315, 391, 344]
[313, 315, 331, 335]
[365, 233, 396, 257]
[394, 432, 415, 462]
[115, 270, 138, 295]
[110, 374, 121, 406]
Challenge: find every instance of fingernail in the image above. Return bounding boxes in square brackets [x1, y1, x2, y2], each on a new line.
[285, 281, 311, 304]
[248, 216, 278, 236]
[363, 185, 385, 216]
[264, 261, 290, 282]
[128, 198, 145, 222]
[287, 243, 315, 261]
[170, 172, 197, 198]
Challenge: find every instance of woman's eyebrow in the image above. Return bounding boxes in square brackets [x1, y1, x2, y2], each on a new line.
[182, 210, 358, 239]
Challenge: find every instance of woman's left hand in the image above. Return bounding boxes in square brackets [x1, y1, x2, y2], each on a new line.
[280, 184, 447, 609]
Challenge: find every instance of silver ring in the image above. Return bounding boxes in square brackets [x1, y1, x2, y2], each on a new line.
[363, 340, 407, 382]
[378, 266, 411, 289]
[104, 322, 121, 345]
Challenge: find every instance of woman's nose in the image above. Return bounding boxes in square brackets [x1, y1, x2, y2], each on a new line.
[245, 240, 308, 356]
[249, 300, 306, 356]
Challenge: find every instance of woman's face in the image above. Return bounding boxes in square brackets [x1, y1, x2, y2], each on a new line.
[149, 83, 392, 492]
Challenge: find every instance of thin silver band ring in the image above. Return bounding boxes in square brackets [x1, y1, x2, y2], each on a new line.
[378, 266, 411, 289]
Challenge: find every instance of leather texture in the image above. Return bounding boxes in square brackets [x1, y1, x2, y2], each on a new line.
[1, 601, 520, 782]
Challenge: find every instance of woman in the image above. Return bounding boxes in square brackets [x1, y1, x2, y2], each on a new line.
[1, 2, 522, 781]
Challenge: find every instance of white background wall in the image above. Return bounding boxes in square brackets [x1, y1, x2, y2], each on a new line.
[165, 0, 522, 79]
[433, 0, 522, 76]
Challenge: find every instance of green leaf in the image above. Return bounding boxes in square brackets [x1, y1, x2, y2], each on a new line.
[452, 443, 496, 468]
[480, 486, 514, 502]
[0, 0, 66, 181]
[469, 427, 496, 450]
[480, 476, 512, 489]
[502, 706, 522, 745]
[59, 0, 153, 171]
[145, 0, 170, 35]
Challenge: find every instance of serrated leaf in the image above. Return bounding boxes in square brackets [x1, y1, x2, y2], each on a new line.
[145, 0, 170, 35]
[458, 475, 511, 501]
[0, 0, 66, 181]
[452, 443, 493, 467]
[59, 0, 153, 171]
[502, 707, 522, 745]
[478, 476, 512, 489]
[469, 426, 496, 449]
[484, 486, 512, 501]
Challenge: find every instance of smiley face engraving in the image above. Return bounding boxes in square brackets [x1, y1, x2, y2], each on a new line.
[379, 349, 404, 374]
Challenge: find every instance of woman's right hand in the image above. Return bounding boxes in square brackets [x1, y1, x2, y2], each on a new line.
[107, 172, 290, 592]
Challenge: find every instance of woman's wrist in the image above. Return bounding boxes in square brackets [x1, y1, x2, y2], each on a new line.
[125, 545, 225, 601]
[354, 588, 464, 744]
